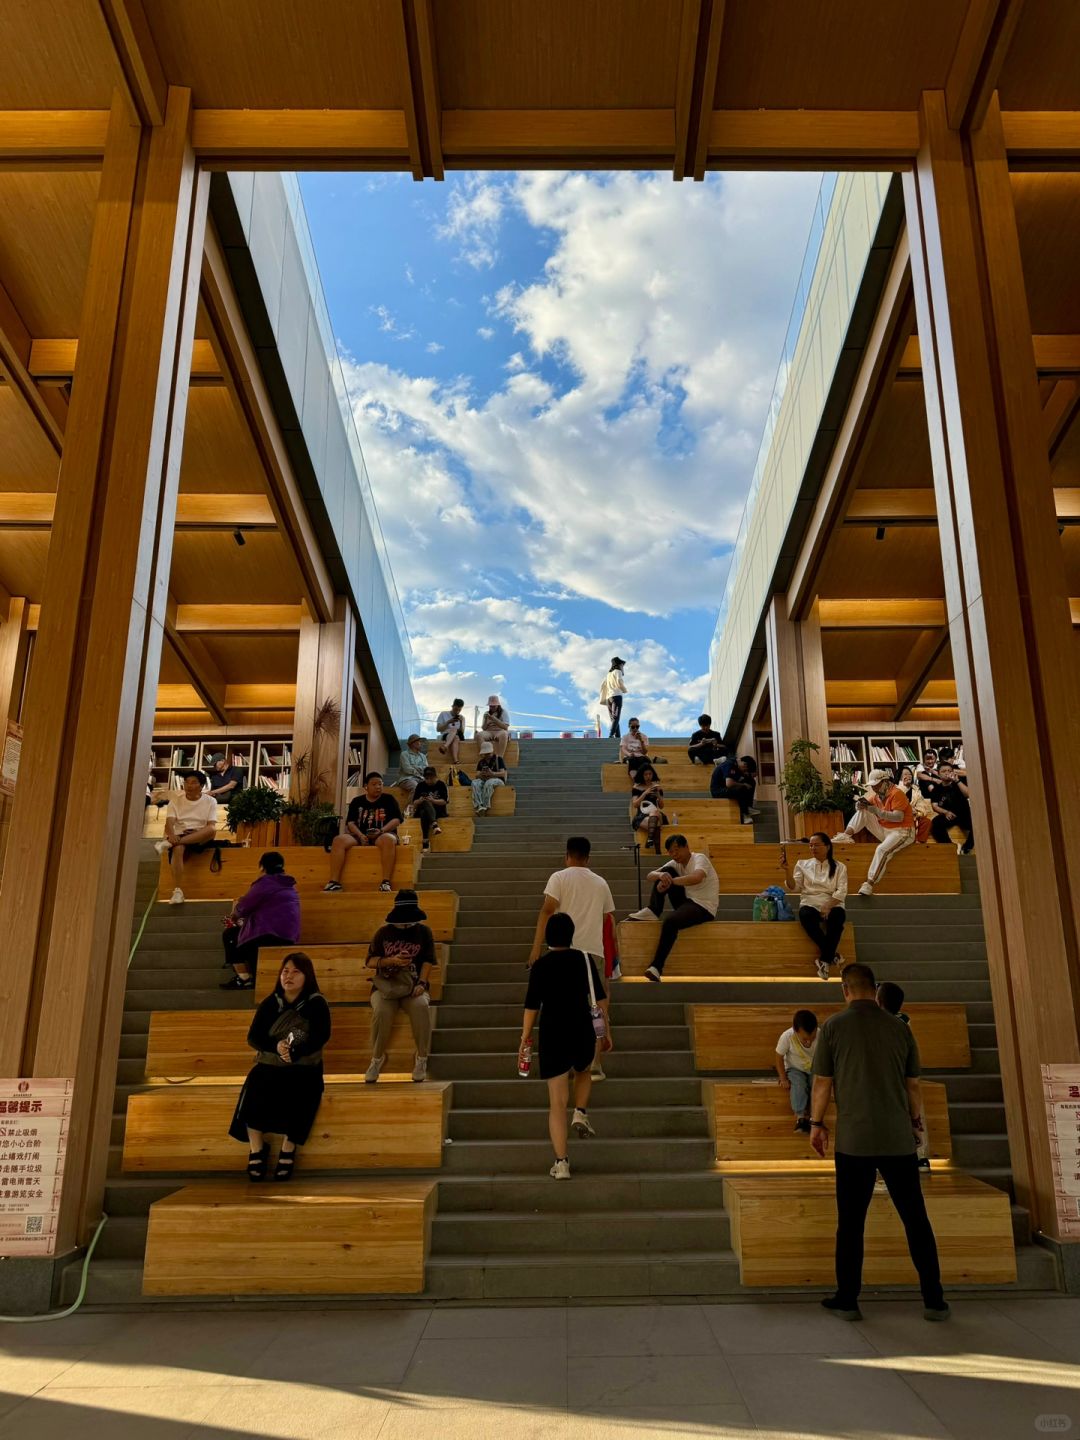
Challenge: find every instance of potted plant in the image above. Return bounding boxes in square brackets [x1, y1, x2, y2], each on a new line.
[777, 738, 854, 838]
[285, 698, 344, 848]
[280, 799, 340, 849]
[224, 785, 285, 848]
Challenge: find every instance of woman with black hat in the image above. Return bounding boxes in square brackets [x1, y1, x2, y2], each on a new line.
[364, 889, 435, 1084]
[229, 952, 330, 1181]
[599, 657, 628, 738]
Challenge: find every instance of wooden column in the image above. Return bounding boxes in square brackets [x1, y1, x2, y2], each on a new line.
[292, 599, 357, 816]
[0, 88, 207, 1257]
[905, 90, 1080, 1238]
[765, 594, 832, 839]
[0, 596, 30, 723]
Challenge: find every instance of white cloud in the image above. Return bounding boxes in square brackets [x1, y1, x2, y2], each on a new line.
[371, 304, 415, 342]
[425, 340, 443, 354]
[477, 326, 495, 341]
[439, 177, 506, 269]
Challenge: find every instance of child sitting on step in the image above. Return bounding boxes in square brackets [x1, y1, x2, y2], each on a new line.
[877, 981, 930, 1171]
[774, 1009, 819, 1133]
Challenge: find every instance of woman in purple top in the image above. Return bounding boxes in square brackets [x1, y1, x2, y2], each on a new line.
[220, 851, 301, 991]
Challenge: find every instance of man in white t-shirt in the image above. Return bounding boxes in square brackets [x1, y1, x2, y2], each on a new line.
[529, 837, 617, 1083]
[627, 833, 718, 981]
[156, 770, 218, 906]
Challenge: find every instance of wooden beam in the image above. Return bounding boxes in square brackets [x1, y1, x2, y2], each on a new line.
[398, 0, 443, 180]
[1001, 111, 1080, 164]
[200, 228, 334, 623]
[825, 681, 897, 706]
[708, 111, 919, 168]
[164, 594, 227, 726]
[0, 280, 63, 455]
[96, 0, 167, 128]
[0, 111, 110, 162]
[1045, 380, 1080, 454]
[174, 604, 303, 636]
[1059, 491, 1080, 523]
[0, 493, 276, 531]
[225, 683, 297, 710]
[674, 0, 726, 181]
[192, 110, 411, 167]
[902, 333, 1080, 375]
[894, 627, 951, 720]
[818, 599, 947, 629]
[845, 486, 1080, 526]
[28, 336, 220, 381]
[787, 236, 915, 617]
[0, 596, 30, 723]
[441, 109, 675, 163]
[945, 0, 1027, 132]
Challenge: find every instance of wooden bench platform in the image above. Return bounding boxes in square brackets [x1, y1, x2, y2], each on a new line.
[299, 890, 459, 944]
[603, 762, 715, 793]
[723, 1172, 1016, 1286]
[143, 1178, 437, 1295]
[654, 824, 754, 850]
[420, 739, 519, 769]
[617, 920, 859, 977]
[124, 1081, 452, 1172]
[689, 1003, 971, 1071]
[695, 843, 961, 894]
[399, 818, 474, 852]
[448, 786, 516, 817]
[255, 943, 449, 1003]
[703, 1080, 951, 1163]
[157, 844, 420, 901]
[144, 1008, 438, 1080]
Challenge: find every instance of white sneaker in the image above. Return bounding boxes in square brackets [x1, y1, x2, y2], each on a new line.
[858, 882, 874, 897]
[365, 1056, 385, 1084]
[153, 839, 171, 856]
[411, 1055, 428, 1083]
[590, 1063, 606, 1081]
[741, 816, 754, 825]
[832, 831, 854, 845]
[549, 1158, 571, 1180]
[747, 807, 761, 817]
[816, 959, 831, 980]
[571, 1108, 595, 1138]
[627, 907, 658, 922]
[835, 953, 846, 967]
[168, 888, 184, 905]
[645, 965, 662, 983]
[610, 966, 623, 981]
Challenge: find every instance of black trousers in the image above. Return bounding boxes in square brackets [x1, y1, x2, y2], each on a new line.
[710, 769, 756, 818]
[834, 1151, 944, 1307]
[797, 905, 847, 967]
[222, 927, 293, 977]
[930, 811, 974, 852]
[646, 865, 713, 971]
[412, 798, 445, 839]
[606, 694, 623, 738]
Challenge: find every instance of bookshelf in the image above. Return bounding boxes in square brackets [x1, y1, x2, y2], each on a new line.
[754, 732, 776, 785]
[345, 735, 368, 802]
[868, 736, 921, 770]
[147, 736, 287, 797]
[829, 736, 866, 787]
[826, 729, 966, 784]
[256, 742, 291, 794]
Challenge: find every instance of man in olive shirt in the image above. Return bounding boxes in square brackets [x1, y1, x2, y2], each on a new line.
[810, 962, 948, 1321]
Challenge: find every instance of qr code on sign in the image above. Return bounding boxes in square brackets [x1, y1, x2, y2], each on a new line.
[24, 1216, 43, 1236]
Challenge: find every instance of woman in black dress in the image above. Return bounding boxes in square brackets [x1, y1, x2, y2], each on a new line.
[229, 952, 331, 1181]
[519, 912, 613, 1181]
[630, 764, 668, 854]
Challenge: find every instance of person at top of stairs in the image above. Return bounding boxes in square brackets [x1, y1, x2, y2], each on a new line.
[520, 911, 612, 1181]
[599, 656, 627, 738]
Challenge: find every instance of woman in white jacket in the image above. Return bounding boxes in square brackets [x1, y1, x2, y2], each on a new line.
[599, 657, 628, 738]
[789, 832, 848, 980]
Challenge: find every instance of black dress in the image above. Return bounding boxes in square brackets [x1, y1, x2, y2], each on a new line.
[229, 991, 331, 1146]
[524, 948, 606, 1079]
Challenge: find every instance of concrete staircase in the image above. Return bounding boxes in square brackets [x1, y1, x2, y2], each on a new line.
[68, 737, 1059, 1302]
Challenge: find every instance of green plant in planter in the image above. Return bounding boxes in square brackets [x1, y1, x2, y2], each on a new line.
[282, 800, 341, 848]
[779, 739, 862, 816]
[224, 785, 285, 833]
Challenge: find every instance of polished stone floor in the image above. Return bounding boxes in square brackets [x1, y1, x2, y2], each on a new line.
[0, 1296, 1078, 1438]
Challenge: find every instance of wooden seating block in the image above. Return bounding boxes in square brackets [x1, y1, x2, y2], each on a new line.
[653, 800, 744, 825]
[723, 1172, 1015, 1287]
[157, 844, 418, 901]
[145, 1007, 438, 1080]
[655, 825, 753, 850]
[399, 818, 475, 852]
[617, 921, 859, 977]
[447, 786, 516, 817]
[603, 763, 714, 793]
[694, 843, 960, 894]
[703, 1080, 951, 1162]
[142, 1178, 437, 1295]
[255, 943, 449, 1002]
[144, 809, 231, 842]
[689, 1003, 971, 1071]
[419, 739, 519, 769]
[300, 890, 459, 944]
[123, 1081, 452, 1173]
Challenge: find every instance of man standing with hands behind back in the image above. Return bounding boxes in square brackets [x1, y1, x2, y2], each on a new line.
[809, 962, 948, 1323]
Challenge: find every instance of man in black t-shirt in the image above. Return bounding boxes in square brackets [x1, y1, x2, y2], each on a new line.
[410, 766, 449, 848]
[929, 762, 974, 853]
[207, 754, 246, 802]
[687, 714, 727, 767]
[324, 771, 402, 893]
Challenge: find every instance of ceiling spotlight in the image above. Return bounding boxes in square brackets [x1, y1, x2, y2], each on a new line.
[233, 527, 246, 547]
[875, 526, 886, 541]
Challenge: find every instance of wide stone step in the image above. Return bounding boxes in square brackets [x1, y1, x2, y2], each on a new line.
[441, 1136, 714, 1173]
[433, 1023, 689, 1053]
[435, 1169, 728, 1212]
[429, 1050, 697, 1079]
[448, 1105, 709, 1141]
[448, 1076, 707, 1109]
[437, 1001, 686, 1027]
[431, 1207, 728, 1255]
[423, 1249, 743, 1300]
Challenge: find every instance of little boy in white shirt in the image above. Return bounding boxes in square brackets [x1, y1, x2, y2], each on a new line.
[774, 1009, 819, 1133]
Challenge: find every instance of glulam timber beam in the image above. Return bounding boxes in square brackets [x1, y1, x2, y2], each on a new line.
[0, 493, 276, 531]
[1000, 112, 1080, 165]
[1045, 381, 1080, 455]
[96, 0, 167, 128]
[441, 109, 675, 165]
[901, 334, 1080, 375]
[191, 110, 411, 168]
[945, 0, 1027, 132]
[707, 111, 919, 168]
[844, 487, 1080, 527]
[818, 599, 947, 629]
[674, 0, 726, 181]
[27, 337, 220, 382]
[894, 628, 952, 720]
[0, 281, 63, 454]
[173, 604, 303, 636]
[0, 111, 109, 162]
[164, 594, 227, 725]
[825, 681, 897, 707]
[398, 0, 443, 180]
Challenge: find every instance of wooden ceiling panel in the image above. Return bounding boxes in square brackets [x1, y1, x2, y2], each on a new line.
[1053, 410, 1080, 486]
[157, 648, 190, 686]
[168, 531, 304, 606]
[180, 387, 267, 495]
[713, 0, 966, 111]
[0, 530, 48, 601]
[0, 388, 62, 492]
[146, 0, 403, 108]
[820, 526, 945, 600]
[199, 635, 299, 685]
[0, 171, 99, 337]
[855, 380, 934, 491]
[999, 0, 1080, 110]
[1062, 529, 1080, 596]
[928, 644, 955, 682]
[822, 628, 921, 679]
[437, 0, 680, 108]
[1012, 174, 1080, 334]
[0, 2, 121, 107]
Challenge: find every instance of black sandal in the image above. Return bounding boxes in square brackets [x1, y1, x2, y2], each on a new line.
[247, 1142, 269, 1182]
[274, 1148, 296, 1181]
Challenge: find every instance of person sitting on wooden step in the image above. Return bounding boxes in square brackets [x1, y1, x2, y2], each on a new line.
[324, 772, 402, 893]
[410, 766, 449, 849]
[364, 889, 435, 1084]
[788, 831, 848, 980]
[154, 770, 218, 906]
[626, 834, 719, 981]
[397, 734, 428, 797]
[229, 953, 330, 1182]
[220, 851, 301, 990]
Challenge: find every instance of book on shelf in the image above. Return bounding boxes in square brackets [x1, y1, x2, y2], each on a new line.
[871, 744, 892, 763]
[830, 742, 859, 764]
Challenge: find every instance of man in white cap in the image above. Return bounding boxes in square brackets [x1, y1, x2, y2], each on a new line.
[480, 694, 511, 759]
[833, 769, 915, 896]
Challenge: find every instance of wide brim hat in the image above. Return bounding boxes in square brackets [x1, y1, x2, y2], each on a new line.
[478, 739, 494, 754]
[867, 768, 891, 786]
[406, 734, 422, 745]
[386, 888, 427, 923]
[610, 657, 626, 668]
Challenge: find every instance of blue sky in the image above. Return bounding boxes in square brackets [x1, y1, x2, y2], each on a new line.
[300, 169, 823, 735]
